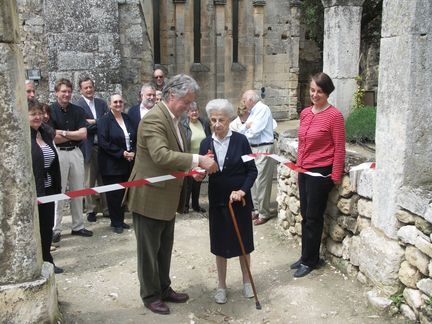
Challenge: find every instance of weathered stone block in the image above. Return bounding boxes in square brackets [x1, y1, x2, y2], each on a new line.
[337, 215, 357, 234]
[350, 167, 374, 199]
[356, 216, 371, 233]
[328, 187, 340, 204]
[288, 196, 300, 215]
[328, 221, 346, 242]
[406, 245, 430, 276]
[417, 278, 432, 297]
[404, 288, 423, 311]
[0, 263, 59, 323]
[357, 198, 373, 219]
[397, 186, 432, 218]
[416, 237, 432, 259]
[338, 175, 352, 198]
[396, 209, 416, 224]
[419, 306, 432, 324]
[416, 216, 432, 236]
[366, 290, 392, 311]
[357, 228, 404, 294]
[401, 304, 417, 321]
[341, 235, 351, 260]
[399, 261, 423, 289]
[398, 225, 430, 245]
[0, 0, 20, 43]
[326, 238, 343, 257]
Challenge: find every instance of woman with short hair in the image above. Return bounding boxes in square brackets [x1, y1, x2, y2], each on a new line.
[200, 99, 258, 304]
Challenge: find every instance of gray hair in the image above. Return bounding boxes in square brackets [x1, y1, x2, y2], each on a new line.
[108, 93, 123, 103]
[25, 79, 35, 86]
[140, 83, 156, 95]
[162, 74, 200, 101]
[188, 101, 198, 111]
[205, 99, 235, 120]
[245, 90, 260, 104]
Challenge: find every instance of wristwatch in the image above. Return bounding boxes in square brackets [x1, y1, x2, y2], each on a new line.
[62, 130, 67, 137]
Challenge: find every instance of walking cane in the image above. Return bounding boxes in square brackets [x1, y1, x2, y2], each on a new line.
[228, 198, 262, 310]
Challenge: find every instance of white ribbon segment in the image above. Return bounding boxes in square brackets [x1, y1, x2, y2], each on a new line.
[93, 184, 124, 193]
[37, 193, 70, 204]
[146, 175, 176, 183]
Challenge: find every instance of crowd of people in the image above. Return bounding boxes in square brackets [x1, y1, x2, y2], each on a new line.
[27, 70, 345, 314]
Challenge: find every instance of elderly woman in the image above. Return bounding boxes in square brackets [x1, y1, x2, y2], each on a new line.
[291, 72, 346, 277]
[181, 102, 211, 213]
[97, 94, 136, 234]
[199, 99, 258, 304]
[28, 101, 63, 273]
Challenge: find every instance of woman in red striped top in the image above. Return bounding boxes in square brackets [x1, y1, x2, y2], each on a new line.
[291, 72, 346, 278]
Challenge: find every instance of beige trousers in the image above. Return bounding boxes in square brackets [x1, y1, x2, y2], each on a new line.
[251, 144, 275, 220]
[53, 147, 85, 234]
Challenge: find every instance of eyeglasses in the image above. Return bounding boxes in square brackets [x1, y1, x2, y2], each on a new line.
[154, 76, 164, 79]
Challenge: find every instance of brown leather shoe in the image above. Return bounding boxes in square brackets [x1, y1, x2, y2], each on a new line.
[144, 300, 170, 315]
[162, 290, 189, 303]
[251, 211, 259, 220]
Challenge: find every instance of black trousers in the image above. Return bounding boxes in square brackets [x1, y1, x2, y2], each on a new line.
[38, 187, 55, 264]
[298, 166, 334, 268]
[133, 212, 175, 303]
[185, 177, 203, 210]
[102, 174, 128, 228]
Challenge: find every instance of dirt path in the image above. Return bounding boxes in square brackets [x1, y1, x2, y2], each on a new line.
[53, 206, 404, 324]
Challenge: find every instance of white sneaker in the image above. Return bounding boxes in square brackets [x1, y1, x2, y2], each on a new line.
[214, 288, 227, 304]
[243, 283, 254, 298]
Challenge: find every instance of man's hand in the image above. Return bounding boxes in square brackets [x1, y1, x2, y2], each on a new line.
[198, 155, 218, 174]
[192, 168, 206, 182]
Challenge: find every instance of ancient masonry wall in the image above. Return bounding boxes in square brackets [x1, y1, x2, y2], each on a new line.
[276, 136, 432, 322]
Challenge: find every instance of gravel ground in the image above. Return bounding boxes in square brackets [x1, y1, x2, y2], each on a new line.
[53, 205, 405, 324]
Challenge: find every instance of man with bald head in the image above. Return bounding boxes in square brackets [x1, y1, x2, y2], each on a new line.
[153, 68, 166, 91]
[238, 90, 275, 225]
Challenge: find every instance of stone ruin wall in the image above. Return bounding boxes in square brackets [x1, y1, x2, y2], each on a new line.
[16, 0, 301, 119]
[276, 135, 432, 322]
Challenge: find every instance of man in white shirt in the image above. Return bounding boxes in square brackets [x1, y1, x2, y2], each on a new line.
[76, 77, 109, 222]
[128, 83, 156, 133]
[238, 90, 276, 225]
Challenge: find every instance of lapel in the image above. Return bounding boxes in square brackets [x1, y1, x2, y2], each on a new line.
[79, 97, 92, 116]
[160, 102, 184, 152]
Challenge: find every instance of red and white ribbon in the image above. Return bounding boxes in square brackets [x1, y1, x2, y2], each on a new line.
[37, 169, 203, 205]
[242, 153, 375, 176]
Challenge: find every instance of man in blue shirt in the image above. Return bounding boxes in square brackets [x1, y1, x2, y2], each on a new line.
[238, 90, 275, 225]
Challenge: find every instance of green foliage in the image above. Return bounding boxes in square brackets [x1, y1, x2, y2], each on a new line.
[389, 293, 405, 308]
[300, 0, 324, 49]
[345, 106, 376, 143]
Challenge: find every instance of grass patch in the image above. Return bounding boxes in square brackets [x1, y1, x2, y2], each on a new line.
[345, 105, 376, 143]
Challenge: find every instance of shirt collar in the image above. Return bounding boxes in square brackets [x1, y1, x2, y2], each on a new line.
[212, 129, 233, 143]
[82, 96, 94, 106]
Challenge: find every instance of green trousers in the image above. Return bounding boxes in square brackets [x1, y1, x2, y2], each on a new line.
[133, 212, 175, 303]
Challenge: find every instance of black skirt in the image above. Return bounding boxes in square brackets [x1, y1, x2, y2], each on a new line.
[209, 203, 254, 258]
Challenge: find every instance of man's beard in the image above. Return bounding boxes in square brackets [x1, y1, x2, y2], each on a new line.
[143, 99, 155, 109]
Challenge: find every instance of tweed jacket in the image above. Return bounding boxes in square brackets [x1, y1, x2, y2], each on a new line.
[123, 101, 193, 220]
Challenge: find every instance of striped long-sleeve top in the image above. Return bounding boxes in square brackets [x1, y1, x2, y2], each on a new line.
[297, 105, 346, 182]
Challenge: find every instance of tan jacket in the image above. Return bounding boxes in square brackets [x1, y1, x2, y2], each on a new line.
[123, 102, 193, 220]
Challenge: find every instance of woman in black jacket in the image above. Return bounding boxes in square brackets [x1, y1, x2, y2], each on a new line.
[98, 94, 136, 233]
[28, 101, 63, 273]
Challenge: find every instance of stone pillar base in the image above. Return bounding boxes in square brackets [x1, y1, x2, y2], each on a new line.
[0, 262, 60, 324]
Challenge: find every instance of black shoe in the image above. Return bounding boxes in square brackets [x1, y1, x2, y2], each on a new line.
[87, 212, 97, 222]
[71, 228, 93, 237]
[294, 264, 313, 278]
[110, 222, 130, 229]
[181, 207, 189, 214]
[54, 265, 64, 274]
[113, 227, 123, 234]
[290, 259, 302, 270]
[52, 232, 61, 243]
[193, 206, 206, 213]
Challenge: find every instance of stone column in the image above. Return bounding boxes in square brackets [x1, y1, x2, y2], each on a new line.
[214, 0, 226, 98]
[321, 0, 364, 118]
[373, 0, 432, 239]
[0, 1, 58, 322]
[252, 0, 265, 90]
